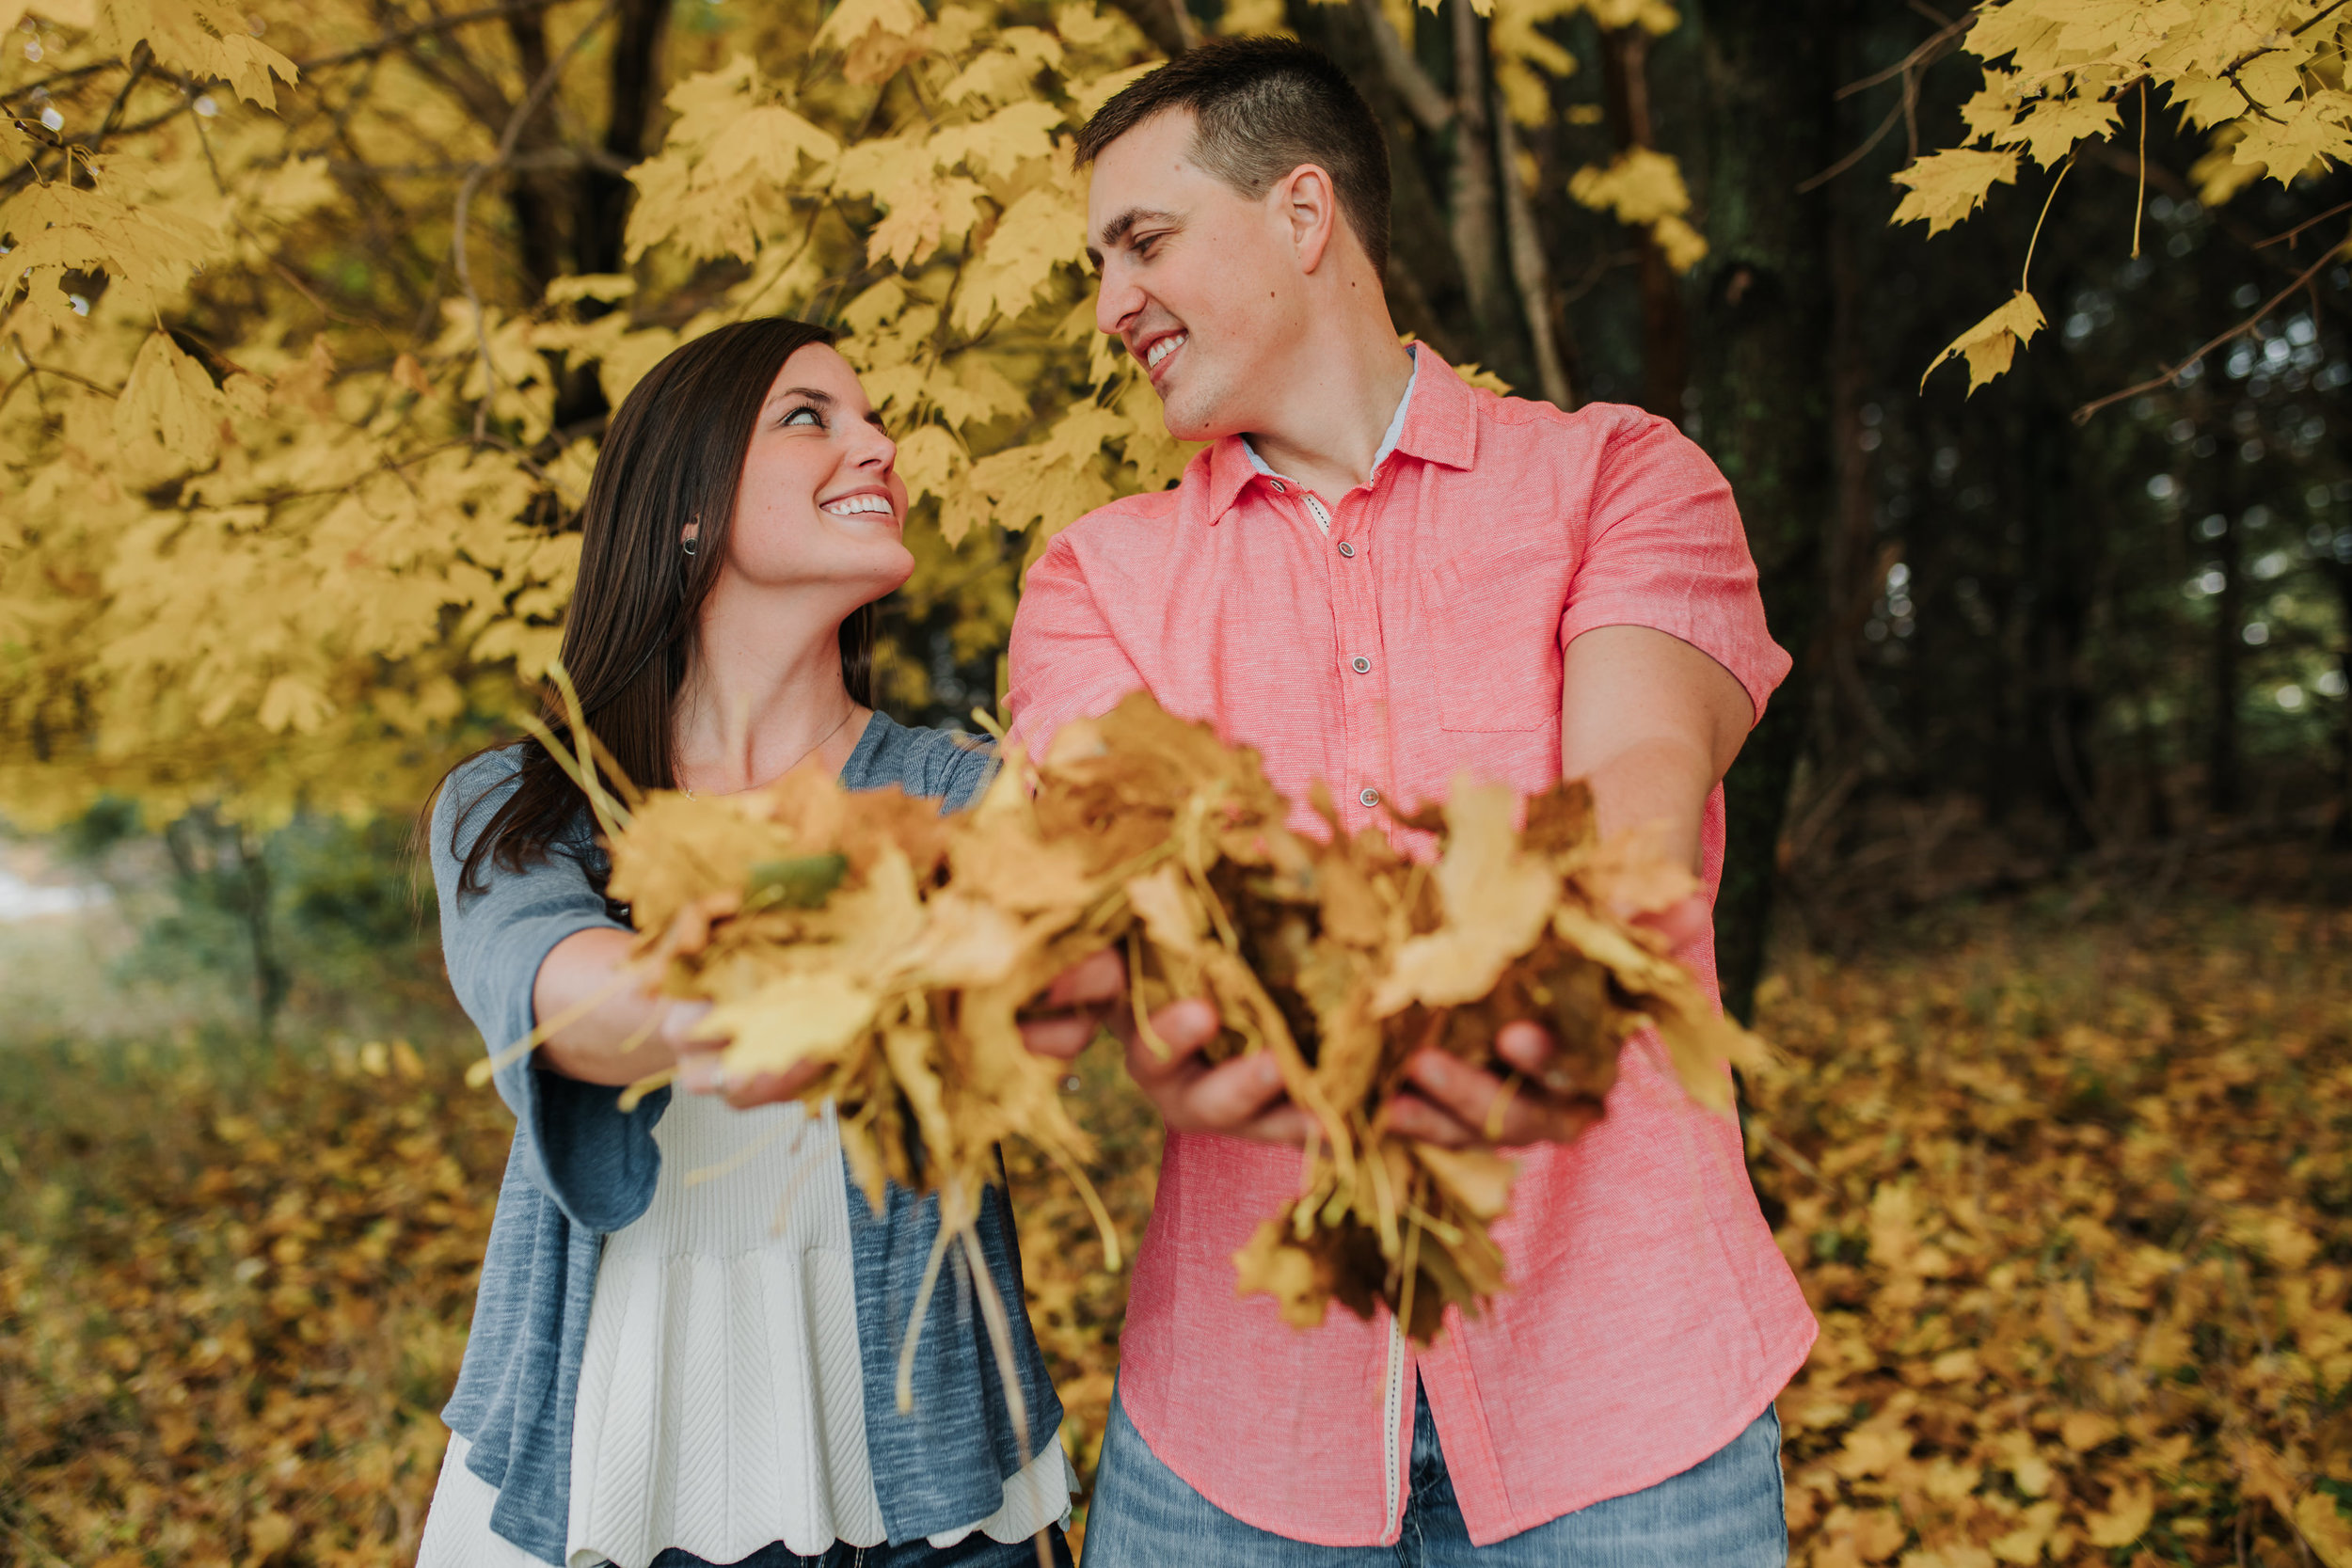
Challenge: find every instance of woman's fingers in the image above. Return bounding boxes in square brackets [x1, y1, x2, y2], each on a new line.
[720, 1059, 823, 1109]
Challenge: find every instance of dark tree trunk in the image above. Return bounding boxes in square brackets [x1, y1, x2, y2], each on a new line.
[1600, 26, 1689, 419]
[1688, 0, 1844, 1024]
[2209, 490, 2245, 816]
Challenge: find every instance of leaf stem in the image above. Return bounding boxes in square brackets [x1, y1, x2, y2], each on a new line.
[2020, 152, 2073, 295]
[2133, 80, 2148, 261]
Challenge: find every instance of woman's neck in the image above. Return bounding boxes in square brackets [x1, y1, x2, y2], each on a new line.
[671, 592, 871, 796]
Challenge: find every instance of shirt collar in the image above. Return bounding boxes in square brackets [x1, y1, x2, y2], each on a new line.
[1201, 344, 1480, 524]
[1242, 344, 1421, 479]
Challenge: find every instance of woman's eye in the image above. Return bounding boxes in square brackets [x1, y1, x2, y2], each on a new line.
[781, 405, 823, 427]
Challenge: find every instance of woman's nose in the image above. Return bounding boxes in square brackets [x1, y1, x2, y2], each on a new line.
[851, 420, 897, 470]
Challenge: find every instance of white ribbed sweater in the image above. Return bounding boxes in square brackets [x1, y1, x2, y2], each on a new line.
[418, 1094, 1073, 1568]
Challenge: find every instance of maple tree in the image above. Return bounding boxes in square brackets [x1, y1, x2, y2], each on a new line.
[1891, 0, 2352, 398]
[0, 0, 1183, 832]
[0, 0, 1710, 837]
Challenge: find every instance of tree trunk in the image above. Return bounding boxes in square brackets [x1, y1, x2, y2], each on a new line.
[2209, 493, 2245, 816]
[1687, 0, 1843, 1024]
[1600, 27, 1689, 419]
[1444, 2, 1516, 373]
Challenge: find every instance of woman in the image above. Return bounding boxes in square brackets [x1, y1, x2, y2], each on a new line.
[419, 318, 1079, 1568]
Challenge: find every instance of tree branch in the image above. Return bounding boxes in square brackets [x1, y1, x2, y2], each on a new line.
[453, 0, 619, 440]
[1495, 109, 1569, 406]
[296, 0, 575, 71]
[1353, 0, 1454, 134]
[2073, 221, 2352, 424]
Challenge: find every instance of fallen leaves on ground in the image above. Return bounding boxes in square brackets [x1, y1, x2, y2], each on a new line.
[8, 897, 2352, 1564]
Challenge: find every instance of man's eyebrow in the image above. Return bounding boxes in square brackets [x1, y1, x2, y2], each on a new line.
[1095, 206, 1180, 252]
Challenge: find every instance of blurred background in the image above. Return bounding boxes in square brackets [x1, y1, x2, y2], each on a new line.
[5, 1, 2352, 1564]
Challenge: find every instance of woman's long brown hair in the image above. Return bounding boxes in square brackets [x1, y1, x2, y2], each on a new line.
[440, 317, 873, 895]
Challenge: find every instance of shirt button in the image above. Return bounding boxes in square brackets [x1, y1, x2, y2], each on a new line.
[1359, 786, 1381, 808]
[1270, 480, 1285, 493]
[1337, 541, 1356, 558]
[1350, 656, 1372, 674]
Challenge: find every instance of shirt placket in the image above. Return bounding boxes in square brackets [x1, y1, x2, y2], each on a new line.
[1272, 474, 1392, 837]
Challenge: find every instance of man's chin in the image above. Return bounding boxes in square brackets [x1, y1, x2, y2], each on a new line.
[1155, 386, 1240, 446]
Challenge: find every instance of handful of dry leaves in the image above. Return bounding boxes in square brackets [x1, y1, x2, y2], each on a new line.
[599, 692, 1763, 1348]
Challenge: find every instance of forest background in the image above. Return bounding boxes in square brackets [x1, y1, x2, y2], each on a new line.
[7, 0, 2352, 1565]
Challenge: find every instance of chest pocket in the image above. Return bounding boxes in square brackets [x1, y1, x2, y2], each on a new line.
[1428, 540, 1571, 733]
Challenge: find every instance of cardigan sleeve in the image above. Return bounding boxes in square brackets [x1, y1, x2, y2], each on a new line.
[429, 748, 667, 1234]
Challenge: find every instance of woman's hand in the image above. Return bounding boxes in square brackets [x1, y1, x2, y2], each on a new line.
[668, 1000, 830, 1109]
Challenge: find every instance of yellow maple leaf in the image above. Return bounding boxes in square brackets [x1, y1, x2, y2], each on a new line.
[1892, 147, 2020, 235]
[113, 329, 225, 470]
[2083, 1476, 2153, 1548]
[1921, 289, 2044, 394]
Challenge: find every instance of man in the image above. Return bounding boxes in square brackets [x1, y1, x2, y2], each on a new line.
[1007, 38, 1817, 1566]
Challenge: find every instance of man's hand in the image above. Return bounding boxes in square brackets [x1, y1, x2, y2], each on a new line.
[1386, 1025, 1608, 1148]
[1023, 950, 1320, 1142]
[1122, 997, 1321, 1142]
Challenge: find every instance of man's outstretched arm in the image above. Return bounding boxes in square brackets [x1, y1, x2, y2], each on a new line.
[1387, 623, 1756, 1147]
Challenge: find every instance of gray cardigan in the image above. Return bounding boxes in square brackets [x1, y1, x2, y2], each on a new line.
[428, 715, 1063, 1566]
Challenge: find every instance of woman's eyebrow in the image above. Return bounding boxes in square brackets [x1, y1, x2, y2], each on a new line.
[766, 386, 835, 408]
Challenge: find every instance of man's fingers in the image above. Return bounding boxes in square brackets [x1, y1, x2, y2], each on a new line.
[1019, 1011, 1102, 1061]
[1040, 948, 1126, 1008]
[1124, 998, 1220, 1084]
[1174, 1052, 1289, 1132]
[1632, 892, 1713, 952]
[1493, 1022, 1553, 1075]
[1383, 1091, 1480, 1148]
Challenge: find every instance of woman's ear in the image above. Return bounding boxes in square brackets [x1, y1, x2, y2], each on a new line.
[681, 518, 701, 557]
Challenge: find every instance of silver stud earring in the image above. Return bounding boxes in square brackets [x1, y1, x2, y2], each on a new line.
[681, 534, 697, 556]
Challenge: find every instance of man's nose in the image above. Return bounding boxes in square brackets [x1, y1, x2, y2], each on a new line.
[1095, 261, 1143, 341]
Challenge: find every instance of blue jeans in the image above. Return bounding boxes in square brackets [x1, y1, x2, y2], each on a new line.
[1081, 1384, 1785, 1566]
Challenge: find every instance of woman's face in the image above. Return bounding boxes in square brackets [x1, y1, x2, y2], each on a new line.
[718, 343, 913, 601]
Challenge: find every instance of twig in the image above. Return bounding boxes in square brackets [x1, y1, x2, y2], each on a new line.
[295, 0, 573, 71]
[2259, 197, 2352, 250]
[452, 0, 619, 441]
[1798, 95, 1906, 194]
[1803, 16, 1963, 192]
[1354, 0, 1454, 134]
[1834, 14, 1967, 101]
[2074, 220, 2352, 424]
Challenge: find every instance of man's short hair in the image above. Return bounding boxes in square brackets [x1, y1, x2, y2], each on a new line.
[1073, 37, 1392, 279]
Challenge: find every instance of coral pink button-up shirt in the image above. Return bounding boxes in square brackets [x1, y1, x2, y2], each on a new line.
[1005, 350, 1817, 1549]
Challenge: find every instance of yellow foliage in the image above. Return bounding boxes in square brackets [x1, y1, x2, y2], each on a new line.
[1901, 0, 2352, 388]
[0, 0, 1167, 827]
[1567, 145, 1708, 272]
[1921, 290, 2046, 395]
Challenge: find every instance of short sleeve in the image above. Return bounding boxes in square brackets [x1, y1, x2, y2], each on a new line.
[1556, 411, 1791, 724]
[429, 750, 663, 1234]
[1005, 530, 1149, 760]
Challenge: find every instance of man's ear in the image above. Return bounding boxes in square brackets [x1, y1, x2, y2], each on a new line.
[1277, 163, 1340, 275]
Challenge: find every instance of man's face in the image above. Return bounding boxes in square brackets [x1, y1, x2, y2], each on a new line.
[1087, 110, 1296, 441]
